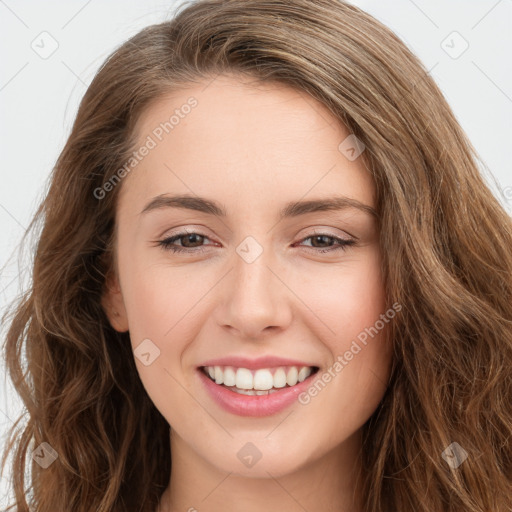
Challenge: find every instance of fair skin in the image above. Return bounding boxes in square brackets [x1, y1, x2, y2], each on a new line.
[103, 74, 393, 512]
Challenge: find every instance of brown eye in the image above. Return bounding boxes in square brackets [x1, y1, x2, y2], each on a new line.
[297, 234, 356, 253]
[308, 235, 335, 248]
[177, 233, 206, 248]
[158, 231, 212, 254]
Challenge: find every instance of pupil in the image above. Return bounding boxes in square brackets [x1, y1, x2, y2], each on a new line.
[314, 235, 330, 247]
[183, 234, 202, 247]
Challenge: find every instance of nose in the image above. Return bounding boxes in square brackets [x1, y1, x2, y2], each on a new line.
[213, 241, 293, 340]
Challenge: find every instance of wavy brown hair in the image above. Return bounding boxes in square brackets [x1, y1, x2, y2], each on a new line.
[2, 0, 511, 510]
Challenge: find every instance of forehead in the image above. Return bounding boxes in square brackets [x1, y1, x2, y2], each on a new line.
[118, 74, 375, 215]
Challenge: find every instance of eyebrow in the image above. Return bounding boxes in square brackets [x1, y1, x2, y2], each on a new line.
[140, 194, 378, 219]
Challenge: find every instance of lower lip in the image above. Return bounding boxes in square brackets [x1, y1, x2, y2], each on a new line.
[197, 368, 319, 417]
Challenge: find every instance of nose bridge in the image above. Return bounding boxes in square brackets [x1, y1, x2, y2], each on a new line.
[217, 234, 291, 337]
[233, 234, 277, 310]
[235, 237, 272, 298]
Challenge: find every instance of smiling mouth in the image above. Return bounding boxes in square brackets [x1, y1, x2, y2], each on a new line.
[200, 365, 320, 396]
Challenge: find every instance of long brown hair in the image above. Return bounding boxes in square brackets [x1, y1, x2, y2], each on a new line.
[2, 1, 511, 510]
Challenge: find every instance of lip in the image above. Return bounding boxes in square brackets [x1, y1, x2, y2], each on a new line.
[197, 365, 320, 417]
[198, 355, 317, 370]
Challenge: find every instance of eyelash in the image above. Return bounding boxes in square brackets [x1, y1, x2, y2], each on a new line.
[156, 231, 356, 255]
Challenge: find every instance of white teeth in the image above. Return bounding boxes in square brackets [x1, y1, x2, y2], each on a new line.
[235, 368, 253, 390]
[286, 366, 298, 386]
[297, 366, 312, 382]
[204, 365, 315, 390]
[253, 369, 274, 390]
[223, 366, 236, 387]
[273, 368, 287, 388]
[214, 365, 223, 385]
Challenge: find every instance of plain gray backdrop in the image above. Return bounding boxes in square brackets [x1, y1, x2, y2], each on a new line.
[1, 0, 511, 505]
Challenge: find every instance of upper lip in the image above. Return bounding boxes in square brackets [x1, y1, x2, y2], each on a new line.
[198, 355, 318, 370]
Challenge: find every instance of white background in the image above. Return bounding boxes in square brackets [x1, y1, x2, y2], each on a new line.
[1, 0, 511, 505]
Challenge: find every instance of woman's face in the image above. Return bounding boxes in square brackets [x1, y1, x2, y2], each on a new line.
[103, 74, 393, 478]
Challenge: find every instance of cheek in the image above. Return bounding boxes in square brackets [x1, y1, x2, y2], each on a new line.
[293, 251, 390, 433]
[121, 263, 200, 424]
[336, 259, 387, 341]
[120, 250, 203, 344]
[117, 254, 201, 403]
[293, 249, 386, 347]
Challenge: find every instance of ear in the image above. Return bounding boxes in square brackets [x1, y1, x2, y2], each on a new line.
[101, 271, 129, 332]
